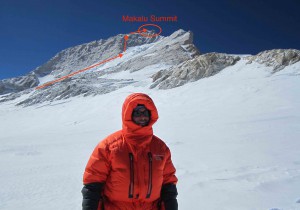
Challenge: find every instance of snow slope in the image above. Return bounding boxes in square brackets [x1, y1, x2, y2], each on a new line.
[0, 60, 300, 210]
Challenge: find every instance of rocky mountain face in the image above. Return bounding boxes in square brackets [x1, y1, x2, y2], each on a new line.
[0, 28, 299, 106]
[103, 29, 200, 74]
[245, 49, 300, 72]
[150, 53, 240, 89]
[0, 73, 39, 95]
[34, 32, 162, 78]
[150, 49, 300, 90]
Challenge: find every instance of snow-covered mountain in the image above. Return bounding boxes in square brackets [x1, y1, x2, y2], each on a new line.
[0, 29, 200, 105]
[1, 29, 299, 107]
[0, 29, 300, 210]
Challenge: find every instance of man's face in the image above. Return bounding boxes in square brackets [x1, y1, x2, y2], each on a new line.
[132, 106, 150, 127]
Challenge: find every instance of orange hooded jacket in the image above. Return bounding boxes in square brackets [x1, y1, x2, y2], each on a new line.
[83, 93, 178, 210]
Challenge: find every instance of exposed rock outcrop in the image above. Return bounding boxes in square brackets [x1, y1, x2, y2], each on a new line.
[0, 73, 39, 95]
[150, 53, 240, 89]
[245, 49, 300, 72]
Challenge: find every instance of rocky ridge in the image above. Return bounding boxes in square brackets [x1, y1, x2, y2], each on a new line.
[245, 49, 300, 72]
[0, 73, 39, 95]
[97, 29, 200, 74]
[150, 53, 240, 89]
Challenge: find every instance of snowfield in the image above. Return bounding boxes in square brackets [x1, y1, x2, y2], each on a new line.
[0, 60, 300, 210]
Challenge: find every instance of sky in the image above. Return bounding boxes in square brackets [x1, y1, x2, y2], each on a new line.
[0, 0, 300, 80]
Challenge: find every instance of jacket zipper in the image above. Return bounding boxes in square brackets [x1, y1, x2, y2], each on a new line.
[128, 153, 134, 198]
[146, 152, 153, 198]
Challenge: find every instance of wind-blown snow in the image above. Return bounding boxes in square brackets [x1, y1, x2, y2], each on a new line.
[0, 61, 300, 210]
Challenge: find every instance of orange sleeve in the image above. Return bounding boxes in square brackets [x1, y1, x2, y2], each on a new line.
[83, 141, 111, 184]
[163, 147, 178, 185]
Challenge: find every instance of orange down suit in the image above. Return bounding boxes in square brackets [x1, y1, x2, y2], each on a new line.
[83, 93, 178, 210]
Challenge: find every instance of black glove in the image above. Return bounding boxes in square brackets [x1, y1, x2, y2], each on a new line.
[81, 182, 104, 210]
[161, 183, 178, 210]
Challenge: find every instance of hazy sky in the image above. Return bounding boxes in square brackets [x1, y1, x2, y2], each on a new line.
[1, 0, 299, 79]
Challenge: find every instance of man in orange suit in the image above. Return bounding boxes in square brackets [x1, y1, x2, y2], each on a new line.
[82, 93, 178, 210]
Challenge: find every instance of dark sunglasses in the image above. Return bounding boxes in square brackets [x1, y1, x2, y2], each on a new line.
[132, 109, 150, 117]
